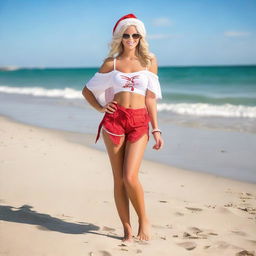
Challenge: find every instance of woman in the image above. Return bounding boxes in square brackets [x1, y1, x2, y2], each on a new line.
[82, 13, 164, 242]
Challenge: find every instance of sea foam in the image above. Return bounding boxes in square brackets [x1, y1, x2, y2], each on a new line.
[157, 103, 256, 118]
[1, 86, 255, 118]
[0, 85, 81, 99]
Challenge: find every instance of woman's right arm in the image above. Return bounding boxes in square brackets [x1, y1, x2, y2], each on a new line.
[82, 87, 104, 112]
[82, 58, 117, 113]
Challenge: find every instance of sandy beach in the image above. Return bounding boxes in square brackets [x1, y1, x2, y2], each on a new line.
[0, 114, 256, 256]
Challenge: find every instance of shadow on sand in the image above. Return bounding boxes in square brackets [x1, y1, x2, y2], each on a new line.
[0, 204, 121, 240]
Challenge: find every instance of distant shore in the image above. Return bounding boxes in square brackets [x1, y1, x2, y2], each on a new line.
[1, 63, 256, 71]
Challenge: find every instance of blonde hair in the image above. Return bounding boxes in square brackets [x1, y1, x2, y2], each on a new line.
[104, 25, 153, 68]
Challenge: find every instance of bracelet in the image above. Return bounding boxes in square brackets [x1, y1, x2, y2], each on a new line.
[151, 128, 162, 134]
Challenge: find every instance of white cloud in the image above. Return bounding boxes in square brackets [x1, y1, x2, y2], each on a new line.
[224, 31, 251, 37]
[147, 34, 180, 40]
[152, 17, 173, 27]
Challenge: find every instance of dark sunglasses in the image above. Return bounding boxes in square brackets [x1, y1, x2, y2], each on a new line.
[122, 33, 141, 40]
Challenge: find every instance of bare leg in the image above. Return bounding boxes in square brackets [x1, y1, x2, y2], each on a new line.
[123, 134, 150, 241]
[102, 130, 132, 241]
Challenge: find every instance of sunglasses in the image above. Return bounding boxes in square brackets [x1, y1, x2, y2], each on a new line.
[122, 33, 141, 40]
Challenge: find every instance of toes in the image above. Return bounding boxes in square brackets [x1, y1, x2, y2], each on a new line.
[137, 234, 149, 241]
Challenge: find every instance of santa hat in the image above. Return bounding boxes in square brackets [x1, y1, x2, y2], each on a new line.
[112, 13, 146, 37]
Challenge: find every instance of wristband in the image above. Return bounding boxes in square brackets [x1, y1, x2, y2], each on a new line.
[151, 128, 162, 134]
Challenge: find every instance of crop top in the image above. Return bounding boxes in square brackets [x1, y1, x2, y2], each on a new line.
[85, 58, 162, 106]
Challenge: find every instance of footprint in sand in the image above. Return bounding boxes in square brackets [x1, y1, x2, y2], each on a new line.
[235, 250, 255, 256]
[188, 226, 203, 234]
[224, 202, 234, 207]
[239, 192, 255, 200]
[118, 243, 132, 250]
[98, 251, 112, 256]
[177, 241, 197, 250]
[174, 211, 184, 216]
[185, 227, 218, 239]
[183, 230, 208, 240]
[226, 201, 256, 216]
[237, 206, 256, 215]
[89, 251, 112, 256]
[158, 200, 168, 203]
[231, 230, 247, 236]
[204, 204, 216, 209]
[188, 227, 208, 239]
[185, 207, 203, 212]
[183, 232, 200, 239]
[134, 239, 150, 245]
[207, 232, 218, 236]
[166, 224, 172, 229]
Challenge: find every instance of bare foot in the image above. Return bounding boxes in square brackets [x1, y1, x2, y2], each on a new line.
[137, 219, 151, 241]
[122, 223, 133, 242]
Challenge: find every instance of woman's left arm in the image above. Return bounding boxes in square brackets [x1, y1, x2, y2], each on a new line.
[145, 54, 164, 150]
[145, 91, 164, 150]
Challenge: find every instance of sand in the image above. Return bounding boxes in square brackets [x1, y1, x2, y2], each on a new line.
[0, 115, 255, 256]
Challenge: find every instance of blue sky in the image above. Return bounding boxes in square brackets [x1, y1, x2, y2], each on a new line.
[0, 0, 256, 67]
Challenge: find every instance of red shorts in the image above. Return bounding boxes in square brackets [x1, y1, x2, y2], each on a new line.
[95, 103, 150, 145]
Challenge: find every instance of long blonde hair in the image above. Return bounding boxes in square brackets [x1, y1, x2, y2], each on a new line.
[104, 24, 153, 68]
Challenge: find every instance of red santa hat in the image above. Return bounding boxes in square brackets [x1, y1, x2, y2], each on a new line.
[112, 13, 146, 37]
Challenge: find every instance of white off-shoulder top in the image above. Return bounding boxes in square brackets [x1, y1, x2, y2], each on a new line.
[85, 58, 162, 106]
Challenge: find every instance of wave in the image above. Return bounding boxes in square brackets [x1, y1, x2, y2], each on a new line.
[158, 103, 256, 118]
[1, 85, 256, 118]
[0, 66, 22, 71]
[0, 85, 82, 99]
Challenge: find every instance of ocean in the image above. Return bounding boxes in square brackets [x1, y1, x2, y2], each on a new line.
[0, 65, 256, 183]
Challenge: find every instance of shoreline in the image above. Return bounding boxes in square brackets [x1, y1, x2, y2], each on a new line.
[0, 114, 256, 255]
[1, 110, 256, 184]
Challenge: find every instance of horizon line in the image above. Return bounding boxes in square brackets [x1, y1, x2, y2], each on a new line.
[1, 63, 256, 70]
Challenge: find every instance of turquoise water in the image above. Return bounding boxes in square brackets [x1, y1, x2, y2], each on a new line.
[161, 65, 256, 106]
[1, 65, 256, 120]
[1, 65, 256, 105]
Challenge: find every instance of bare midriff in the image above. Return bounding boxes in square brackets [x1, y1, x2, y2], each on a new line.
[113, 91, 146, 109]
